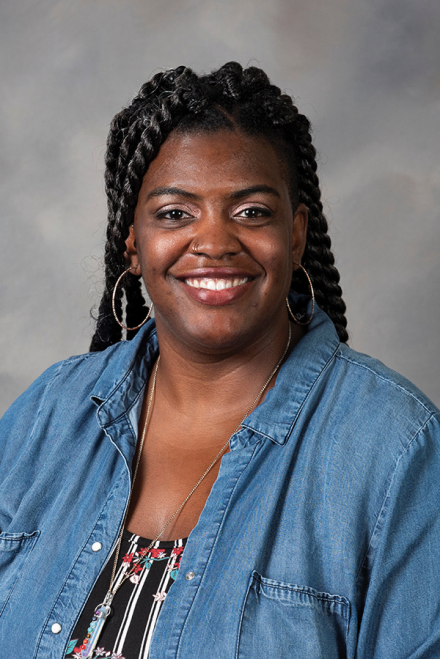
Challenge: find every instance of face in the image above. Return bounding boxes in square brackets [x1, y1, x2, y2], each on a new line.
[125, 129, 308, 354]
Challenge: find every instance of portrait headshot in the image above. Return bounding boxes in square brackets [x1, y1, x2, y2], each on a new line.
[1, 1, 439, 658]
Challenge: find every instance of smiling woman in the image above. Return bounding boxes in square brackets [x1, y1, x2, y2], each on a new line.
[124, 129, 307, 355]
[1, 62, 440, 659]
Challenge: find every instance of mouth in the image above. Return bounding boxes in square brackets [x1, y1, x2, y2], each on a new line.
[176, 270, 255, 306]
[184, 277, 249, 291]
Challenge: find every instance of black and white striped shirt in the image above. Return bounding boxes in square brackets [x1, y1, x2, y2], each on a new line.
[66, 531, 187, 659]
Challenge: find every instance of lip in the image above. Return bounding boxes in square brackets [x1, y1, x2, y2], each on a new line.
[173, 268, 257, 307]
[176, 267, 256, 279]
[179, 280, 253, 306]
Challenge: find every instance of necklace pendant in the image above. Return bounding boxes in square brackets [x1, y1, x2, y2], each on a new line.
[79, 601, 112, 658]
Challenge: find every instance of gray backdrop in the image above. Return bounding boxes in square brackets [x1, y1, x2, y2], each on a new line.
[1, 0, 439, 415]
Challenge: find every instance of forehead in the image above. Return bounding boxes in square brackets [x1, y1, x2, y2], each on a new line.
[139, 129, 289, 194]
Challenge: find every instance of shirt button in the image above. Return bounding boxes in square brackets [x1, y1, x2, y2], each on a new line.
[185, 571, 196, 581]
[51, 623, 62, 634]
[92, 542, 102, 552]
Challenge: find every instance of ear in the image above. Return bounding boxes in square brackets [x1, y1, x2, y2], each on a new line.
[124, 225, 141, 276]
[291, 203, 308, 266]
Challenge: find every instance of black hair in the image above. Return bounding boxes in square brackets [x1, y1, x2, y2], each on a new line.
[90, 62, 348, 351]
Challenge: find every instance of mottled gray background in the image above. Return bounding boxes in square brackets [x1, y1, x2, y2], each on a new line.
[1, 0, 439, 415]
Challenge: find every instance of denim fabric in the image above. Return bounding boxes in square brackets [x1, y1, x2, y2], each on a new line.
[1, 301, 440, 658]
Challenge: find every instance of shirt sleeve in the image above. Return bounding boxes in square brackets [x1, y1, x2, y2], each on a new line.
[356, 412, 440, 657]
[0, 361, 65, 484]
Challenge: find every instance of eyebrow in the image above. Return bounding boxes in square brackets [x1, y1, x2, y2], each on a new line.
[229, 185, 280, 200]
[146, 187, 201, 201]
[145, 184, 281, 201]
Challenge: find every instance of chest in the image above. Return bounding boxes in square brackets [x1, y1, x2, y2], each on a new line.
[125, 412, 234, 540]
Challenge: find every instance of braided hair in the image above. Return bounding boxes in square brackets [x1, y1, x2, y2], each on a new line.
[90, 62, 348, 351]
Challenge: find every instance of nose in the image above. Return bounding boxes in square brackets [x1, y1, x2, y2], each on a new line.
[192, 215, 241, 260]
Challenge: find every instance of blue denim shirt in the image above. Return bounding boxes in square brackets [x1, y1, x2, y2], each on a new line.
[1, 303, 440, 658]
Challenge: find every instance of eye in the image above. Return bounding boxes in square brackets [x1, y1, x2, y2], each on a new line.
[234, 206, 272, 219]
[156, 208, 193, 221]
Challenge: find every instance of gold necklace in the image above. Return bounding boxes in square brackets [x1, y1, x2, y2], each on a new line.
[80, 323, 292, 658]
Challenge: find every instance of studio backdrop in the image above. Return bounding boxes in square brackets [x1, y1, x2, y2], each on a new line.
[1, 0, 439, 414]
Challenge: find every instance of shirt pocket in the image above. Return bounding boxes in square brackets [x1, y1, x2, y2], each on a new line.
[0, 531, 40, 616]
[237, 571, 350, 659]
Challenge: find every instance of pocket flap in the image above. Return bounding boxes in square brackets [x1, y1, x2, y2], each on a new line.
[0, 530, 40, 617]
[238, 571, 351, 658]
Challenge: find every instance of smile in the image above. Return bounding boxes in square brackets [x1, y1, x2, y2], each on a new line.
[185, 277, 249, 290]
[179, 274, 254, 306]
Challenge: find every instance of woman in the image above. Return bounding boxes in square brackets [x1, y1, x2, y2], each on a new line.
[1, 62, 439, 659]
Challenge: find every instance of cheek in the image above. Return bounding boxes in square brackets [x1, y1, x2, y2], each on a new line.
[252, 234, 293, 283]
[138, 231, 171, 269]
[138, 231, 184, 292]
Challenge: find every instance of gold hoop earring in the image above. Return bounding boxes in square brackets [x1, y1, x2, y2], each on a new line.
[286, 263, 315, 325]
[112, 266, 153, 331]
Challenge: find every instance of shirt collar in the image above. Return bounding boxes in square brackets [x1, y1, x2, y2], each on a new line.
[241, 300, 340, 445]
[90, 321, 159, 428]
[90, 296, 340, 443]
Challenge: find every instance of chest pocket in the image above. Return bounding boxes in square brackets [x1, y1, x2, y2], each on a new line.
[0, 531, 40, 616]
[237, 572, 350, 659]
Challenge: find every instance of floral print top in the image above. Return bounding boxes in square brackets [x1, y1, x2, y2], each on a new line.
[66, 531, 186, 659]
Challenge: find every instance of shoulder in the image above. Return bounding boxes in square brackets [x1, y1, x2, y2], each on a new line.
[335, 344, 438, 414]
[42, 341, 131, 391]
[0, 334, 152, 472]
[0, 338, 141, 442]
[5, 319, 160, 414]
[7, 341, 129, 408]
[326, 343, 439, 451]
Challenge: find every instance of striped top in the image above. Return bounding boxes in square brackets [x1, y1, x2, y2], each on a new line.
[66, 530, 187, 659]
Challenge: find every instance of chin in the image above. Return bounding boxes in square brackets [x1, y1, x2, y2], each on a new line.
[178, 317, 259, 355]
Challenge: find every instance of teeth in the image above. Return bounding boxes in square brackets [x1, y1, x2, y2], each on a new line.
[185, 277, 249, 290]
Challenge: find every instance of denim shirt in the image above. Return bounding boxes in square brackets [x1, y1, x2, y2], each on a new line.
[1, 304, 440, 658]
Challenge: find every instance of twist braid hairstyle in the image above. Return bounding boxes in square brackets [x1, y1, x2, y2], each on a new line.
[90, 62, 348, 351]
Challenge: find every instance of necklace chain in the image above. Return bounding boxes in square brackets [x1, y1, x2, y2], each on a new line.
[81, 326, 292, 658]
[106, 322, 292, 600]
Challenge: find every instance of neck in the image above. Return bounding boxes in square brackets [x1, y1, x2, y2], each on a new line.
[150, 316, 304, 421]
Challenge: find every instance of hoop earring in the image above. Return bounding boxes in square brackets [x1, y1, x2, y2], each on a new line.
[286, 263, 315, 325]
[112, 266, 153, 331]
